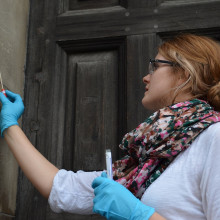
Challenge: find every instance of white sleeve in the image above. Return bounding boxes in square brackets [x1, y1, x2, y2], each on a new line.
[48, 169, 102, 214]
[200, 124, 220, 220]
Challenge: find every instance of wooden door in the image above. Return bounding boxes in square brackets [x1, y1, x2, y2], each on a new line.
[16, 0, 220, 219]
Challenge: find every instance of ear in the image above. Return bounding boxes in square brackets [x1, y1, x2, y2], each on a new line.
[177, 70, 190, 83]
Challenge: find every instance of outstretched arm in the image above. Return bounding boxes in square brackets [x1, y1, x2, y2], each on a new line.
[4, 125, 59, 198]
[0, 90, 58, 198]
[150, 213, 166, 220]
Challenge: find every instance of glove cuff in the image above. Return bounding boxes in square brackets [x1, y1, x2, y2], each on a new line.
[1, 122, 19, 137]
[130, 201, 155, 220]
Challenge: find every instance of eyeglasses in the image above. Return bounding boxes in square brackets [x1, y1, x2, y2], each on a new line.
[149, 59, 178, 75]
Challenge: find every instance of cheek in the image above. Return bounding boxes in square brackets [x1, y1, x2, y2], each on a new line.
[142, 76, 180, 110]
[150, 78, 171, 92]
[148, 77, 176, 103]
[152, 73, 177, 91]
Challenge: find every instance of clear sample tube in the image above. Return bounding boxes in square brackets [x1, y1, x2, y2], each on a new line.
[105, 149, 113, 179]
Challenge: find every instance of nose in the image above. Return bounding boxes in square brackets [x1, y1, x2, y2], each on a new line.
[143, 74, 150, 84]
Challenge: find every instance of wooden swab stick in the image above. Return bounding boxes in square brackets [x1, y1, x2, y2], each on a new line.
[0, 72, 7, 97]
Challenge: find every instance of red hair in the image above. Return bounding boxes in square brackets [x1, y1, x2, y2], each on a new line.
[159, 33, 220, 111]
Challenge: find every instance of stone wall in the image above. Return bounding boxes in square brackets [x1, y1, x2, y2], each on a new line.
[0, 0, 29, 218]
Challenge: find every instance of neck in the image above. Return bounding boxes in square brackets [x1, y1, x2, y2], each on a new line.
[173, 93, 194, 104]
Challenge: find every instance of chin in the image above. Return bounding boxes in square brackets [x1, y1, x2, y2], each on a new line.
[142, 99, 154, 111]
[142, 97, 164, 112]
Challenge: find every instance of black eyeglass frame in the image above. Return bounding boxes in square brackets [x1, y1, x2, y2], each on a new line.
[149, 59, 179, 74]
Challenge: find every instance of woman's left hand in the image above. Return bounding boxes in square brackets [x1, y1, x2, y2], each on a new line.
[92, 172, 155, 220]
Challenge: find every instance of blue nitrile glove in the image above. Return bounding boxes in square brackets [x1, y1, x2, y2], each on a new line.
[92, 172, 155, 220]
[0, 90, 24, 137]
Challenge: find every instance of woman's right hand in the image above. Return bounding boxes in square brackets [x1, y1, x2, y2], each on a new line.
[0, 90, 24, 137]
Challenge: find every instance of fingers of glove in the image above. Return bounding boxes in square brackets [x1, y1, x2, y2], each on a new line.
[6, 90, 23, 104]
[0, 92, 8, 104]
[93, 190, 103, 204]
[101, 171, 108, 178]
[6, 90, 24, 112]
[0, 90, 24, 123]
[15, 97, 24, 115]
[92, 176, 109, 189]
[5, 90, 18, 100]
[93, 183, 114, 202]
[0, 90, 22, 104]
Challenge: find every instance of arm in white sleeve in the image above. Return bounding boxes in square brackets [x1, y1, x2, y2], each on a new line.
[48, 169, 102, 214]
[200, 124, 220, 219]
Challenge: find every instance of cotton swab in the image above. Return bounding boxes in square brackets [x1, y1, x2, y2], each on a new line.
[0, 72, 7, 97]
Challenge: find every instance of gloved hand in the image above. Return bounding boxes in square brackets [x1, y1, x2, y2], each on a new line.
[92, 172, 155, 220]
[0, 90, 24, 137]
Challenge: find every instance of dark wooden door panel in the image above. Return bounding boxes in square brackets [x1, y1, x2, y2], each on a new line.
[46, 208, 105, 220]
[64, 51, 119, 171]
[69, 0, 120, 10]
[126, 34, 157, 130]
[56, 1, 220, 41]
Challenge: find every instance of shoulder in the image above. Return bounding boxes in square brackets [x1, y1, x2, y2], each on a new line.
[200, 122, 220, 137]
[191, 122, 220, 152]
[198, 122, 220, 219]
[140, 122, 220, 219]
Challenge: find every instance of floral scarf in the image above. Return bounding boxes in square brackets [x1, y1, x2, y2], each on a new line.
[113, 99, 220, 198]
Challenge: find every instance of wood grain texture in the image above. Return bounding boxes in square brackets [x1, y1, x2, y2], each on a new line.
[56, 1, 220, 41]
[126, 34, 156, 130]
[69, 0, 119, 10]
[66, 53, 119, 171]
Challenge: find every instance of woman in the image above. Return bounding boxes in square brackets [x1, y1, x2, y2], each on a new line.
[1, 33, 220, 220]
